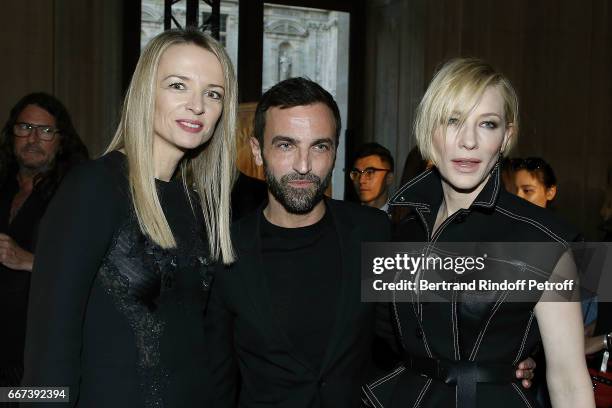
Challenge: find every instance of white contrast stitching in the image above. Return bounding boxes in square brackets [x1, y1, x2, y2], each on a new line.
[362, 385, 384, 408]
[511, 383, 534, 408]
[455, 384, 458, 408]
[369, 365, 406, 389]
[419, 318, 433, 358]
[474, 163, 500, 206]
[402, 201, 431, 208]
[485, 256, 550, 280]
[392, 271, 405, 342]
[363, 367, 408, 408]
[415, 208, 431, 242]
[469, 291, 509, 361]
[495, 206, 569, 248]
[414, 265, 433, 358]
[409, 267, 433, 358]
[412, 378, 433, 408]
[408, 209, 433, 357]
[452, 290, 461, 360]
[512, 311, 535, 365]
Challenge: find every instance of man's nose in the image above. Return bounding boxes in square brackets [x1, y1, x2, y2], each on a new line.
[26, 130, 41, 143]
[293, 149, 311, 174]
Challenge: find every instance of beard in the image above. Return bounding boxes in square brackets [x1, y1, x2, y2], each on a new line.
[16, 143, 55, 175]
[263, 159, 333, 215]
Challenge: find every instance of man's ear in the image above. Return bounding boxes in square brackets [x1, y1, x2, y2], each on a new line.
[385, 171, 394, 187]
[546, 185, 557, 202]
[249, 137, 263, 167]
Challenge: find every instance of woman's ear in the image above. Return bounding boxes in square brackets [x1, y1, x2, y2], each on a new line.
[500, 122, 514, 154]
[546, 185, 557, 202]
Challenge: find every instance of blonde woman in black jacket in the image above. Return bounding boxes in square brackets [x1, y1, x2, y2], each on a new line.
[364, 58, 594, 408]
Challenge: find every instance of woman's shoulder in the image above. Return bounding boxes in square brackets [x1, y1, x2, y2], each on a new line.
[57, 151, 129, 204]
[496, 189, 581, 244]
[86, 150, 127, 178]
[69, 151, 126, 184]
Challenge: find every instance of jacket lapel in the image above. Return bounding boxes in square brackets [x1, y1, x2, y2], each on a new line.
[318, 199, 358, 374]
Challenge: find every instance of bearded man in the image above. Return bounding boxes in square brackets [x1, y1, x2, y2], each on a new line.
[205, 77, 392, 408]
[0, 92, 88, 389]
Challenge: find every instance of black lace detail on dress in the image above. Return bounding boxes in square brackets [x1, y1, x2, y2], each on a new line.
[98, 213, 213, 407]
[98, 218, 177, 407]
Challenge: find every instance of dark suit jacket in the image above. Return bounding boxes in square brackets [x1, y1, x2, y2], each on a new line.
[231, 172, 267, 222]
[205, 198, 392, 408]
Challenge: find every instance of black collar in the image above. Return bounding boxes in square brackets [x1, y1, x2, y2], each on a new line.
[388, 161, 502, 211]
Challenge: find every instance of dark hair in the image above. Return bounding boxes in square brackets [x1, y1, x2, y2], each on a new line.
[352, 142, 395, 171]
[0, 92, 89, 200]
[512, 157, 557, 188]
[253, 77, 341, 146]
[400, 146, 428, 185]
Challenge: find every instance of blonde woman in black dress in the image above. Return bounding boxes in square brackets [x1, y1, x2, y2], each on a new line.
[23, 28, 237, 407]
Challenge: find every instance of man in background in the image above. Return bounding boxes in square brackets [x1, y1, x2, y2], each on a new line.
[0, 92, 88, 390]
[350, 143, 394, 212]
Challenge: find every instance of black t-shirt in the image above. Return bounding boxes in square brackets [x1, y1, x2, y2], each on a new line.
[260, 207, 342, 370]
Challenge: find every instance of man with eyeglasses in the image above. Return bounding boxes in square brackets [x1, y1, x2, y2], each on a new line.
[350, 143, 394, 212]
[0, 92, 88, 391]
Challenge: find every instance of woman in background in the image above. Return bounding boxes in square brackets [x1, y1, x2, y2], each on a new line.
[513, 157, 557, 208]
[511, 158, 601, 354]
[510, 157, 584, 408]
[23, 28, 237, 407]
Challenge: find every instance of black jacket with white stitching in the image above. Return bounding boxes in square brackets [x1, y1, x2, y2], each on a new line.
[364, 163, 582, 408]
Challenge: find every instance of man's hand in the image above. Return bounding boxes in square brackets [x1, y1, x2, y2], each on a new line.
[0, 233, 33, 271]
[516, 357, 536, 389]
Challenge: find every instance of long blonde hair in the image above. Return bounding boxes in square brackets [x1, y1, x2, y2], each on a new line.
[414, 58, 519, 165]
[106, 28, 237, 263]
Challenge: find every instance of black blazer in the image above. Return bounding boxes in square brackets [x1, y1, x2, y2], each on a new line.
[205, 198, 391, 408]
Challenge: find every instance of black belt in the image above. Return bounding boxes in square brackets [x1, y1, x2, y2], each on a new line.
[407, 355, 517, 408]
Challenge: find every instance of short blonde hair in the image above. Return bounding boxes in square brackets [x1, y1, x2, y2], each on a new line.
[106, 28, 237, 263]
[414, 58, 519, 165]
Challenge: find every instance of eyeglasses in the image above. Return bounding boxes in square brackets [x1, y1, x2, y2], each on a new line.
[13, 122, 59, 141]
[349, 167, 391, 181]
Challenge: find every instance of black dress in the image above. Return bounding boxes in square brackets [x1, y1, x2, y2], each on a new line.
[364, 164, 581, 408]
[23, 151, 214, 407]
